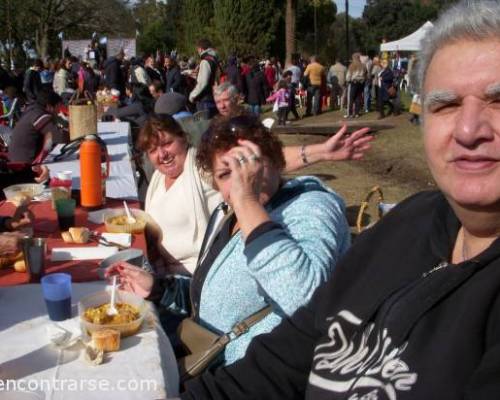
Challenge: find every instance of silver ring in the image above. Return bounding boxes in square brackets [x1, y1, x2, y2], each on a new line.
[249, 154, 260, 162]
[238, 156, 247, 165]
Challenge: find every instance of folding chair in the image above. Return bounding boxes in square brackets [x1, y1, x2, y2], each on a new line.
[0, 97, 20, 128]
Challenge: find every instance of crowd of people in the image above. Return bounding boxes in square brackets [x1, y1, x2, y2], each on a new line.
[2, 1, 498, 399]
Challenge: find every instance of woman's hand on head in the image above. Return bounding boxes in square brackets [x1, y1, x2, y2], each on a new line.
[322, 125, 373, 161]
[222, 139, 264, 207]
[104, 261, 154, 299]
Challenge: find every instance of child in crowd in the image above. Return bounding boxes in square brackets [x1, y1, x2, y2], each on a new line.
[283, 70, 300, 121]
[266, 79, 290, 126]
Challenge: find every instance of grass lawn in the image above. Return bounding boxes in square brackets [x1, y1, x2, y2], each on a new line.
[262, 99, 436, 229]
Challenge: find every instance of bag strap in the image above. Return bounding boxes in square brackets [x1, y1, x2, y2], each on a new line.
[68, 90, 95, 105]
[228, 305, 272, 339]
[215, 305, 273, 348]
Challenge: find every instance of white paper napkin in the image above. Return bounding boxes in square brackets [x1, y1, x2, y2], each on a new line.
[51, 246, 118, 261]
[99, 233, 131, 247]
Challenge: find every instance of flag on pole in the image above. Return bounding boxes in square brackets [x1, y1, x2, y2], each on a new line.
[57, 32, 64, 40]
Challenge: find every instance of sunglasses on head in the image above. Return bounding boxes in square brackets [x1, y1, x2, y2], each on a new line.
[201, 114, 263, 144]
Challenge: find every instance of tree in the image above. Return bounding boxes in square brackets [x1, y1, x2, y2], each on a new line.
[285, 0, 297, 67]
[178, 0, 214, 56]
[212, 0, 280, 59]
[360, 0, 457, 55]
[0, 0, 135, 64]
[295, 0, 337, 63]
[134, 0, 179, 55]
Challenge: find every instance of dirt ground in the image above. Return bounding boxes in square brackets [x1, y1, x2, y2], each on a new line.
[263, 105, 437, 228]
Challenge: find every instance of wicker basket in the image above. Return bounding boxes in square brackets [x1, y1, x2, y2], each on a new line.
[69, 92, 98, 141]
[355, 186, 384, 234]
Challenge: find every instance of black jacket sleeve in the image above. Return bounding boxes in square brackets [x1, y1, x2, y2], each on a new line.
[181, 284, 326, 399]
[107, 102, 143, 120]
[465, 292, 500, 398]
[171, 68, 182, 92]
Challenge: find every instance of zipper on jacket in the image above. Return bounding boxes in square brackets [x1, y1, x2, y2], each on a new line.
[347, 260, 451, 393]
[422, 261, 449, 278]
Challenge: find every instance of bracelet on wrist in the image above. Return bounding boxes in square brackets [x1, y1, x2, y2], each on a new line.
[300, 145, 309, 165]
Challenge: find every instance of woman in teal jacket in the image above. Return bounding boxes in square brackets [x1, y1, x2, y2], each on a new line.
[108, 114, 351, 365]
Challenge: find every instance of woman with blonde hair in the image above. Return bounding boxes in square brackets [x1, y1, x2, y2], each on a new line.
[345, 52, 367, 118]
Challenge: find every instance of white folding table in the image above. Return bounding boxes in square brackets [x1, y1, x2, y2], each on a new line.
[44, 122, 139, 201]
[0, 282, 179, 399]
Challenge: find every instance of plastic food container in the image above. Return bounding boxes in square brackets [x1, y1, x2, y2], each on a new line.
[104, 208, 149, 234]
[3, 183, 44, 201]
[78, 290, 148, 338]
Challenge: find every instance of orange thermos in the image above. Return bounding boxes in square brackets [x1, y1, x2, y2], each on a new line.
[80, 135, 104, 208]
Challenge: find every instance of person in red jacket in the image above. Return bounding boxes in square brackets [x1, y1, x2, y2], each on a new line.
[264, 59, 276, 94]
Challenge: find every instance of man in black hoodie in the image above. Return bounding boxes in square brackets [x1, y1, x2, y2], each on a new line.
[181, 2, 500, 399]
[103, 49, 125, 95]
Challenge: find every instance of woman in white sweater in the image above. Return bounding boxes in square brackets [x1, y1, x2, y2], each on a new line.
[138, 113, 372, 276]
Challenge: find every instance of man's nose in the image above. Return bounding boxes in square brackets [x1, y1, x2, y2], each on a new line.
[454, 98, 494, 147]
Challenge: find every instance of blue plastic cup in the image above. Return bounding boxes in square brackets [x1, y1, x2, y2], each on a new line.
[41, 273, 72, 321]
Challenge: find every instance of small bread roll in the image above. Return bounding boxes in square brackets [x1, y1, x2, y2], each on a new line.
[0, 252, 23, 269]
[61, 231, 73, 243]
[69, 227, 90, 244]
[14, 259, 26, 272]
[11, 194, 30, 207]
[92, 329, 120, 352]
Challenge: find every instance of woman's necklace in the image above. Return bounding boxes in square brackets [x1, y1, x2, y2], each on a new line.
[462, 230, 469, 262]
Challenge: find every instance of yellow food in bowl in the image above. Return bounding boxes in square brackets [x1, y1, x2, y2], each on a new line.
[108, 215, 137, 226]
[83, 303, 140, 325]
[104, 213, 146, 234]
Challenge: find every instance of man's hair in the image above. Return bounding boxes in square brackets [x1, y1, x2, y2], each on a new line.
[149, 80, 164, 93]
[197, 38, 212, 50]
[213, 82, 239, 99]
[32, 59, 44, 69]
[419, 0, 500, 92]
[36, 89, 62, 108]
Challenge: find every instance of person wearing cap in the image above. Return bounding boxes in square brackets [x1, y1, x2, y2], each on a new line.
[154, 92, 192, 121]
[178, 2, 500, 398]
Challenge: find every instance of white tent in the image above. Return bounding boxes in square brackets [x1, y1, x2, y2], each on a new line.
[380, 21, 434, 52]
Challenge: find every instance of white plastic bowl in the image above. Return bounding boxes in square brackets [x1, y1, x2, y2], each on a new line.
[3, 183, 44, 201]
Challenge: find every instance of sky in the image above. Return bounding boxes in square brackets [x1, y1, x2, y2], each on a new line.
[334, 0, 367, 18]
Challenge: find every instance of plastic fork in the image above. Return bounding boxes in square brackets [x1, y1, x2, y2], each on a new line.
[107, 275, 118, 316]
[123, 201, 136, 224]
